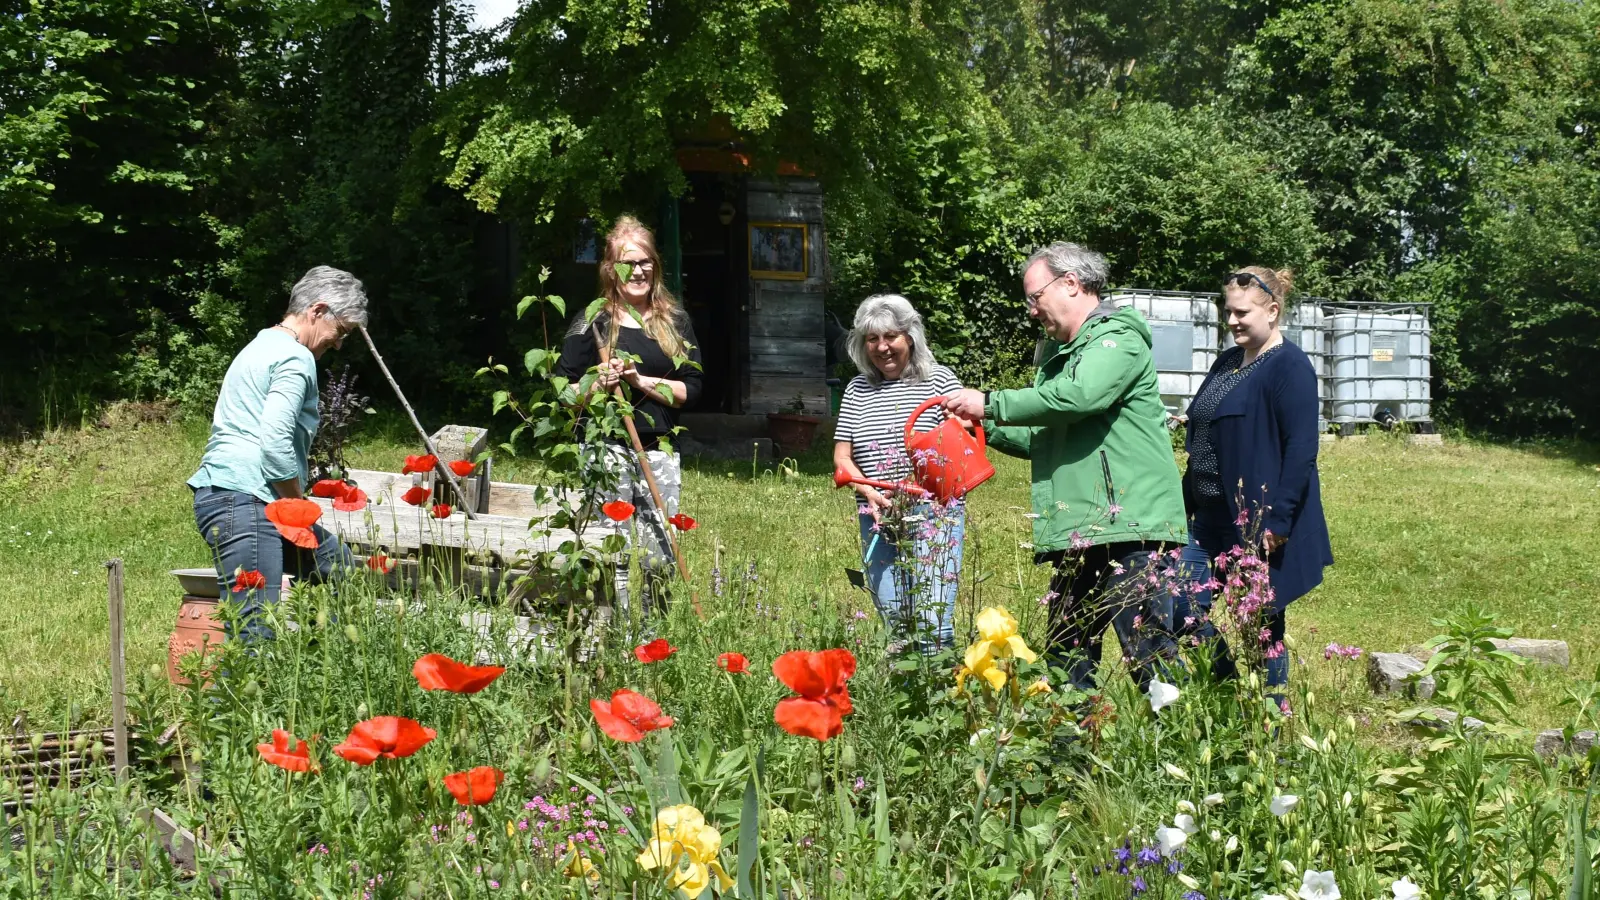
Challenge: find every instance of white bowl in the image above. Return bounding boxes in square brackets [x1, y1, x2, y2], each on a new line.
[170, 568, 222, 599]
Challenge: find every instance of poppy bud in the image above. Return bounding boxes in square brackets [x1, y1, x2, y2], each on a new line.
[243, 681, 260, 700]
[89, 741, 106, 761]
[344, 624, 361, 643]
[29, 733, 44, 751]
[316, 609, 329, 629]
[355, 702, 368, 721]
[190, 747, 202, 764]
[71, 734, 86, 753]
[532, 756, 551, 783]
[579, 729, 595, 754]
[807, 770, 822, 790]
[897, 831, 915, 856]
[0, 745, 10, 762]
[406, 881, 425, 898]
[840, 743, 856, 768]
[150, 663, 163, 679]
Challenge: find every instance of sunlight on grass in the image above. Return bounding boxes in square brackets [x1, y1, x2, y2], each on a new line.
[2, 417, 1595, 730]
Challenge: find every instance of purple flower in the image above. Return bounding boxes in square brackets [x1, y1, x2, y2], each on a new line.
[1136, 845, 1161, 867]
[1114, 844, 1132, 863]
[1182, 892, 1206, 900]
[1131, 876, 1148, 896]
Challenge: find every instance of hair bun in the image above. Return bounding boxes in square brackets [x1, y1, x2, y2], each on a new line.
[1274, 268, 1295, 299]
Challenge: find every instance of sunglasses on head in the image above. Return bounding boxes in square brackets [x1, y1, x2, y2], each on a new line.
[1224, 272, 1275, 299]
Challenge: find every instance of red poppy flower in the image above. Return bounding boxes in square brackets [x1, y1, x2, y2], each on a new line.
[412, 653, 505, 694]
[589, 689, 674, 743]
[668, 513, 697, 531]
[449, 459, 476, 477]
[233, 569, 268, 592]
[633, 638, 678, 664]
[717, 652, 751, 675]
[401, 485, 430, 506]
[366, 554, 395, 574]
[264, 498, 322, 550]
[310, 479, 345, 498]
[443, 766, 504, 806]
[431, 503, 453, 519]
[332, 716, 436, 765]
[401, 454, 439, 476]
[332, 484, 368, 512]
[601, 500, 635, 522]
[257, 728, 317, 773]
[772, 649, 857, 741]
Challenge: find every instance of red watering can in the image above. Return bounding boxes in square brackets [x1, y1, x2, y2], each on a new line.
[902, 396, 995, 502]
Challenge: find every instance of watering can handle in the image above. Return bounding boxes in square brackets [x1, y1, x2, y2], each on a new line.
[905, 396, 986, 450]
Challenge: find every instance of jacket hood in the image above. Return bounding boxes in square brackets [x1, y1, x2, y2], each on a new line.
[1097, 305, 1153, 348]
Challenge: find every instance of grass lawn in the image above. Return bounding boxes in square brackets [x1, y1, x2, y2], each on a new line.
[2, 407, 1596, 733]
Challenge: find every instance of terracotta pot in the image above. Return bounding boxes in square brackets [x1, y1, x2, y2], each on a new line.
[767, 413, 821, 453]
[167, 596, 225, 686]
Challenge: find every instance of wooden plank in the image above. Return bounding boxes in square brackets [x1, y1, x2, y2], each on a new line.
[105, 559, 129, 782]
[747, 191, 824, 222]
[313, 500, 612, 562]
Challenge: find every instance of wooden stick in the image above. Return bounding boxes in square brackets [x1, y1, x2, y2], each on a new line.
[104, 558, 128, 782]
[594, 340, 702, 617]
[357, 326, 477, 520]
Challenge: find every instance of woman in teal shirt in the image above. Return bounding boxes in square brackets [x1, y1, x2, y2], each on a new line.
[188, 266, 367, 639]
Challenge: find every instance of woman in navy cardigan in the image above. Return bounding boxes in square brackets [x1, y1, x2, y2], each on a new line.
[1177, 266, 1333, 700]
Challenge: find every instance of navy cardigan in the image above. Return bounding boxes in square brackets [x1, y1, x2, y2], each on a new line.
[1183, 341, 1333, 609]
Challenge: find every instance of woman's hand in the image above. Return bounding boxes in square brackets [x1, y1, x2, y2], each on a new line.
[1263, 532, 1286, 554]
[856, 485, 892, 523]
[596, 357, 628, 392]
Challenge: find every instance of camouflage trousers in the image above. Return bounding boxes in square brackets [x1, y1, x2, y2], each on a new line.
[590, 442, 681, 619]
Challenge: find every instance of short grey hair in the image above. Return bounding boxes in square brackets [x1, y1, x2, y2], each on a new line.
[1024, 242, 1110, 295]
[846, 293, 937, 385]
[287, 266, 369, 327]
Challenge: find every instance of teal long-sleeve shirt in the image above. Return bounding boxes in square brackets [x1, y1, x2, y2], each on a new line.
[187, 328, 319, 503]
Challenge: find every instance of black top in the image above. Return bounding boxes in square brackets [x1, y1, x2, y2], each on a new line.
[554, 310, 703, 450]
[1185, 343, 1282, 500]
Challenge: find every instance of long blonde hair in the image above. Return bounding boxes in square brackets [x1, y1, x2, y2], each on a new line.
[597, 216, 688, 359]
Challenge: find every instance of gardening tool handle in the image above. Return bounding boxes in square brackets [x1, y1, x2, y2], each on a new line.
[905, 395, 985, 449]
[595, 338, 703, 618]
[358, 326, 477, 519]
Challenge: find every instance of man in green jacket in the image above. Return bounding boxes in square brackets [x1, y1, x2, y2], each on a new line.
[944, 242, 1187, 693]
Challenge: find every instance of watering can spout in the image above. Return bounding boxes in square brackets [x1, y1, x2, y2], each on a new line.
[831, 467, 930, 498]
[902, 397, 996, 502]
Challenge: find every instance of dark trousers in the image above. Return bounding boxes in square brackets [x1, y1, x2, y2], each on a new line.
[1174, 507, 1289, 689]
[192, 486, 352, 641]
[1043, 541, 1177, 692]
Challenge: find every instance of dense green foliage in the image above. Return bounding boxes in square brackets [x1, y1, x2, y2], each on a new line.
[3, 0, 1597, 436]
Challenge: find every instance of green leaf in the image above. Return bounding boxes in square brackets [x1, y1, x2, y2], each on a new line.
[654, 732, 684, 806]
[547, 294, 566, 317]
[524, 348, 549, 374]
[873, 774, 892, 871]
[613, 262, 633, 283]
[653, 382, 674, 404]
[583, 297, 607, 325]
[736, 767, 760, 897]
[516, 295, 537, 319]
[835, 781, 856, 834]
[492, 390, 510, 414]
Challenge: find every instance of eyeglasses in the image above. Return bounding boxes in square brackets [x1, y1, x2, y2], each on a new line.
[618, 259, 655, 272]
[1024, 272, 1069, 310]
[1224, 272, 1275, 299]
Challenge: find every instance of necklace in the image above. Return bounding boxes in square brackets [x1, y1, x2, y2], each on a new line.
[274, 323, 300, 340]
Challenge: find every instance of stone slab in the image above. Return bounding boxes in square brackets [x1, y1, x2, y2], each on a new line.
[1368, 652, 1435, 700]
[1534, 729, 1598, 759]
[1408, 708, 1486, 733]
[1409, 638, 1569, 668]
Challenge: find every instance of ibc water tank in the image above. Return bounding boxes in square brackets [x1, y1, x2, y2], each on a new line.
[1280, 301, 1329, 432]
[1107, 291, 1222, 415]
[1326, 304, 1432, 426]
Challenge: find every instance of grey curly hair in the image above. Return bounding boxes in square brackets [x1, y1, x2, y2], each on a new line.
[287, 266, 369, 327]
[846, 293, 936, 386]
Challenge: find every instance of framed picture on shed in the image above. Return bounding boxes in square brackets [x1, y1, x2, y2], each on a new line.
[748, 222, 809, 280]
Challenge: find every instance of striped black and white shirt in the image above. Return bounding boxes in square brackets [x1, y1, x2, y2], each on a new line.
[834, 365, 964, 483]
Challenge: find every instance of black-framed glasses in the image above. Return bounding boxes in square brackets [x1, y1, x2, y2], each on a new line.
[1025, 272, 1069, 310]
[619, 259, 656, 272]
[1225, 271, 1275, 299]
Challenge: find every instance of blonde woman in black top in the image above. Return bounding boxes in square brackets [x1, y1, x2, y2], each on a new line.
[555, 216, 703, 614]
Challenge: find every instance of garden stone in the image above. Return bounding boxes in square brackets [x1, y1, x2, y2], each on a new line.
[1409, 638, 1569, 668]
[1369, 652, 1435, 699]
[1407, 708, 1486, 733]
[1534, 729, 1598, 759]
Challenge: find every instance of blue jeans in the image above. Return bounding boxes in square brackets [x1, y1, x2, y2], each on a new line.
[1175, 510, 1288, 690]
[192, 487, 352, 641]
[858, 501, 965, 650]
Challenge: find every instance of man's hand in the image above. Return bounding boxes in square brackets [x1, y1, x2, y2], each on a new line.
[943, 388, 986, 423]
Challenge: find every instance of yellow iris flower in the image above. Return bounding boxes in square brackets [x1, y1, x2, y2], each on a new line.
[563, 839, 599, 883]
[972, 607, 1038, 663]
[636, 804, 733, 899]
[1025, 677, 1052, 697]
[956, 642, 1008, 693]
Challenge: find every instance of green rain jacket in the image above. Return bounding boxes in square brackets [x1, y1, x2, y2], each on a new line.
[985, 304, 1188, 553]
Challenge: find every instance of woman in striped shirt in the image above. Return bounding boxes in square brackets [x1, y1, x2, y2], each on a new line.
[833, 294, 966, 651]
